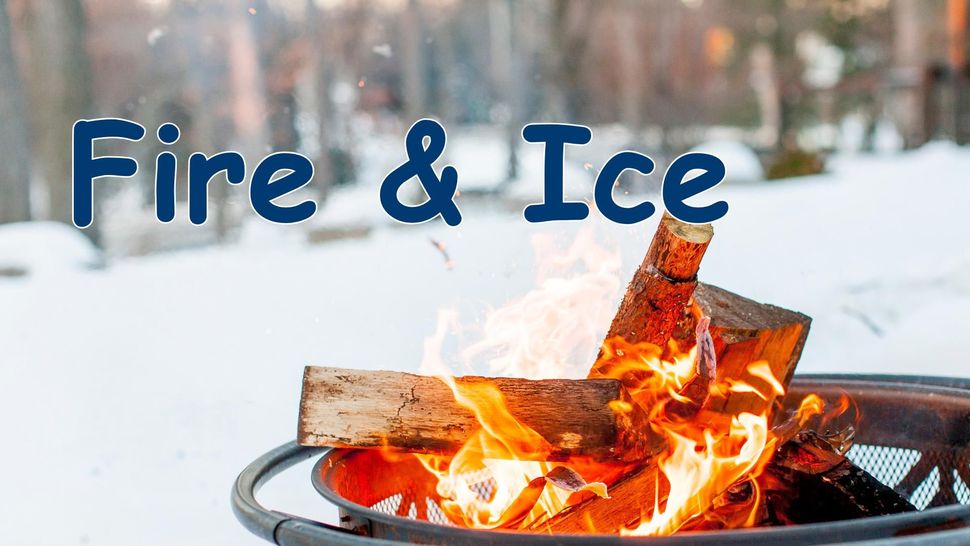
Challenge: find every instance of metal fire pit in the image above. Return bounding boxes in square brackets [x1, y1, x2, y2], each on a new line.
[234, 374, 970, 545]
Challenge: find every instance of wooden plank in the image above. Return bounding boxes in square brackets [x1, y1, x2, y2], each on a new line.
[298, 366, 666, 461]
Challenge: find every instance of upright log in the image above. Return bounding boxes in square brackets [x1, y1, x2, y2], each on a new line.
[604, 213, 712, 348]
[298, 366, 666, 462]
[599, 213, 811, 419]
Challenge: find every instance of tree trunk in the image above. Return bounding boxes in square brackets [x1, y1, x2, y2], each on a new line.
[23, 0, 93, 225]
[401, 0, 427, 121]
[309, 0, 335, 201]
[892, 0, 928, 148]
[489, 0, 520, 182]
[0, 0, 31, 224]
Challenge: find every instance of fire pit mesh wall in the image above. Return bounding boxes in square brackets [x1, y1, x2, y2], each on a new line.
[847, 444, 970, 509]
[356, 445, 969, 522]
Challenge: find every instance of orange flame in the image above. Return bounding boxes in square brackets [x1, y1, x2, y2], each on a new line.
[409, 230, 829, 534]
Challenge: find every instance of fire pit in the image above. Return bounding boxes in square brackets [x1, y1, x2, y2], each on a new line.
[233, 374, 970, 545]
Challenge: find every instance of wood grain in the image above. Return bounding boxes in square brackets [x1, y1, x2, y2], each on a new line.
[694, 282, 811, 420]
[298, 366, 666, 461]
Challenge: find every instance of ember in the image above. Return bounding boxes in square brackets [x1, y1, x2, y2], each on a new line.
[297, 215, 917, 536]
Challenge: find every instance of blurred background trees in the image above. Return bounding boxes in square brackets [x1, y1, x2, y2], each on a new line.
[0, 0, 968, 248]
[0, 0, 31, 224]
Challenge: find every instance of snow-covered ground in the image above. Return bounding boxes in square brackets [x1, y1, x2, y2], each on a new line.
[2, 142, 969, 545]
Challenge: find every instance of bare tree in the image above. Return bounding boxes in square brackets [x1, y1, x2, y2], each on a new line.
[401, 0, 428, 121]
[308, 0, 335, 200]
[0, 0, 31, 224]
[489, 0, 520, 181]
[23, 0, 93, 224]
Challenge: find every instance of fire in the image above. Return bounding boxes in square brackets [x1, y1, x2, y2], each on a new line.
[591, 334, 801, 535]
[406, 229, 829, 535]
[414, 374, 610, 528]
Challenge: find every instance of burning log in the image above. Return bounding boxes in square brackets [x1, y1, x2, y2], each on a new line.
[298, 366, 666, 461]
[536, 288, 811, 532]
[694, 283, 812, 420]
[593, 214, 811, 420]
[529, 462, 669, 533]
[535, 428, 915, 534]
[760, 431, 917, 525]
[679, 431, 915, 531]
[537, 215, 813, 534]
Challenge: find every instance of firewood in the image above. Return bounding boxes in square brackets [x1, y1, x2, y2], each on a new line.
[595, 214, 810, 420]
[604, 212, 712, 348]
[538, 429, 915, 534]
[298, 366, 666, 462]
[694, 282, 811, 420]
[540, 212, 813, 533]
[760, 431, 916, 524]
[681, 431, 915, 531]
[529, 462, 668, 533]
[678, 479, 761, 532]
[541, 286, 811, 533]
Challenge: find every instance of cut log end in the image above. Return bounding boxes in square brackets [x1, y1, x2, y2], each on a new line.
[664, 215, 714, 244]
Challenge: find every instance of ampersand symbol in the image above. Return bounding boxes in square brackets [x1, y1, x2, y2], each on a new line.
[380, 119, 462, 226]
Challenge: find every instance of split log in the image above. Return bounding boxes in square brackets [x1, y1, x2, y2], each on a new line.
[694, 283, 811, 420]
[298, 366, 666, 462]
[529, 461, 668, 533]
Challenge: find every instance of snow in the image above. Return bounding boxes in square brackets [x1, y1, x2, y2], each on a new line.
[2, 142, 969, 545]
[0, 221, 103, 275]
[689, 140, 764, 183]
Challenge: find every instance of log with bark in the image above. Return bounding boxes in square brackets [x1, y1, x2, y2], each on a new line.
[602, 212, 712, 349]
[594, 214, 811, 418]
[298, 366, 666, 462]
